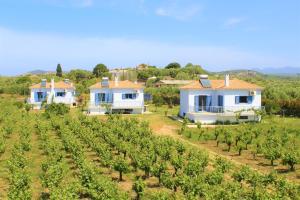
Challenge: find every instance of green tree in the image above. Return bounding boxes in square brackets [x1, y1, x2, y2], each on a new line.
[165, 62, 181, 69]
[113, 156, 129, 181]
[93, 63, 109, 78]
[56, 64, 63, 77]
[132, 177, 145, 200]
[282, 145, 300, 171]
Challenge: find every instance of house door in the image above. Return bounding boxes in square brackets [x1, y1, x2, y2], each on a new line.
[199, 95, 207, 111]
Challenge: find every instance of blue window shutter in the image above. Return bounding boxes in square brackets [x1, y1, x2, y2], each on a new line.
[133, 94, 137, 99]
[194, 96, 199, 112]
[248, 96, 253, 104]
[235, 96, 239, 104]
[95, 93, 98, 104]
[122, 94, 125, 99]
[218, 96, 224, 107]
[206, 96, 212, 111]
[34, 92, 38, 102]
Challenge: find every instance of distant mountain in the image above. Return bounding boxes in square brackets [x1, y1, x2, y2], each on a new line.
[213, 69, 262, 77]
[26, 70, 54, 75]
[252, 67, 300, 76]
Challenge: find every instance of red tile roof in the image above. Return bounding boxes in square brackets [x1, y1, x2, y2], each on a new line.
[29, 81, 75, 89]
[89, 80, 144, 89]
[180, 79, 263, 90]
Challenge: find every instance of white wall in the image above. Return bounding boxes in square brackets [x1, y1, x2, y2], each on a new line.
[90, 88, 144, 109]
[30, 88, 75, 105]
[217, 90, 261, 109]
[52, 88, 76, 104]
[179, 89, 262, 116]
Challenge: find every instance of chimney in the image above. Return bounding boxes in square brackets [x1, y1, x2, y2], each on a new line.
[64, 79, 70, 84]
[101, 77, 109, 87]
[225, 74, 230, 87]
[114, 74, 119, 86]
[51, 78, 55, 91]
[41, 79, 47, 87]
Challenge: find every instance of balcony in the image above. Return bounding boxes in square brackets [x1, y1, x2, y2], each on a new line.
[189, 106, 264, 114]
[90, 101, 143, 109]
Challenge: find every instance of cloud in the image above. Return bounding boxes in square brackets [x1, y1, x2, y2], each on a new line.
[224, 17, 245, 28]
[0, 27, 296, 75]
[155, 1, 201, 21]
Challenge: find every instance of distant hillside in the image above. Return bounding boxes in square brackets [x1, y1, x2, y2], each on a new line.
[212, 69, 262, 77]
[252, 67, 300, 76]
[26, 70, 54, 75]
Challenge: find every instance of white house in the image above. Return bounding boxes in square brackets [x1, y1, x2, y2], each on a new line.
[180, 75, 263, 124]
[88, 77, 144, 114]
[29, 79, 76, 109]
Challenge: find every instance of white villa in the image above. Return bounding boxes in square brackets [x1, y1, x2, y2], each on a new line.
[180, 75, 263, 124]
[88, 77, 144, 115]
[29, 79, 76, 109]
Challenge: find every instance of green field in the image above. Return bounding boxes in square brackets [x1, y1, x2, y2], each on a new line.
[0, 98, 299, 200]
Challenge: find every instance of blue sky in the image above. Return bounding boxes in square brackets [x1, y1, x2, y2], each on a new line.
[0, 0, 299, 75]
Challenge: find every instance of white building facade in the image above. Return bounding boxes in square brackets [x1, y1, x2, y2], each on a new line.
[180, 75, 263, 124]
[88, 77, 144, 115]
[29, 79, 76, 109]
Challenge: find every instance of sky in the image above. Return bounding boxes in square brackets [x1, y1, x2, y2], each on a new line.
[0, 0, 299, 75]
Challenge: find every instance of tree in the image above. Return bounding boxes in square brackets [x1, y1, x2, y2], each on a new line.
[224, 131, 233, 152]
[151, 162, 166, 184]
[93, 63, 109, 78]
[263, 135, 282, 166]
[132, 177, 145, 200]
[282, 145, 300, 171]
[56, 64, 63, 77]
[232, 166, 251, 188]
[113, 156, 129, 181]
[165, 62, 181, 69]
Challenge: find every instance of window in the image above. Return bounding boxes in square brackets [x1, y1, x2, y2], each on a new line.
[122, 93, 137, 99]
[56, 92, 66, 97]
[239, 116, 248, 120]
[239, 96, 248, 103]
[235, 96, 253, 104]
[98, 93, 106, 102]
[218, 95, 223, 107]
[37, 92, 45, 101]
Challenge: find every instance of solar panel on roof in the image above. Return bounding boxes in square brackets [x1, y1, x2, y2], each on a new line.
[200, 79, 211, 88]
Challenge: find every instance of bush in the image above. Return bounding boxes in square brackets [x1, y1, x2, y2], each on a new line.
[44, 103, 70, 117]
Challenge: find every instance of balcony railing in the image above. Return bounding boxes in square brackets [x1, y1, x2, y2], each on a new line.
[90, 101, 143, 109]
[189, 106, 264, 113]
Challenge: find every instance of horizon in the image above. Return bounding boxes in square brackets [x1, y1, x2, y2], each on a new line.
[0, 0, 300, 75]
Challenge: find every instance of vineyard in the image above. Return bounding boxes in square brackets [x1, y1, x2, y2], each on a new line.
[0, 100, 299, 199]
[178, 116, 300, 182]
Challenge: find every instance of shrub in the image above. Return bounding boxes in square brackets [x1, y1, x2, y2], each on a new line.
[44, 103, 70, 117]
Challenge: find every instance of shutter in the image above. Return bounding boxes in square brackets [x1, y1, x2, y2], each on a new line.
[95, 93, 98, 105]
[235, 96, 239, 104]
[34, 92, 38, 102]
[105, 93, 109, 102]
[133, 93, 137, 99]
[122, 94, 125, 99]
[194, 96, 199, 112]
[248, 96, 253, 104]
[206, 96, 212, 111]
[218, 96, 224, 107]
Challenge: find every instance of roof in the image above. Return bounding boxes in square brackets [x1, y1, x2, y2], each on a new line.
[89, 80, 144, 89]
[158, 80, 192, 85]
[29, 81, 75, 89]
[180, 79, 263, 90]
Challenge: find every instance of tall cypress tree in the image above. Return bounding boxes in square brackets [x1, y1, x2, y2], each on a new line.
[56, 64, 63, 77]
